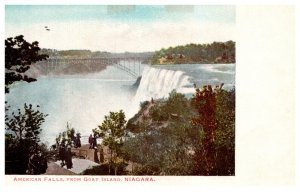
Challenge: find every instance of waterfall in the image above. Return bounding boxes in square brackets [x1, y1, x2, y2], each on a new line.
[134, 66, 192, 102]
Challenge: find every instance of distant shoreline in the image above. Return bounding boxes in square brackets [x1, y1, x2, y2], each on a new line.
[150, 62, 235, 65]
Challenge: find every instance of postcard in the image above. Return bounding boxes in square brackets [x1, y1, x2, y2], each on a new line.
[2, 2, 297, 192]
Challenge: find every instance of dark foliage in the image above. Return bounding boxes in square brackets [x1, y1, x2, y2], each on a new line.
[150, 41, 235, 64]
[192, 84, 235, 175]
[5, 35, 48, 93]
[5, 103, 48, 174]
[81, 163, 128, 175]
[140, 101, 150, 109]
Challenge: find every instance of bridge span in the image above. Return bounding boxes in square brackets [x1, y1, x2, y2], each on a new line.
[35, 57, 146, 78]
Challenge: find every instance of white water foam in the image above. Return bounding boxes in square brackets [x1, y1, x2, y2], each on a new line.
[125, 66, 193, 119]
[134, 66, 192, 102]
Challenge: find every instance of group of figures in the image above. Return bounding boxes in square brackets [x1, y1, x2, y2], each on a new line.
[58, 143, 73, 169]
[27, 150, 48, 175]
[72, 133, 82, 148]
[88, 134, 97, 149]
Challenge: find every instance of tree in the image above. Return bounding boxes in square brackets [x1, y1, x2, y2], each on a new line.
[214, 87, 235, 175]
[93, 110, 127, 175]
[66, 122, 75, 145]
[5, 103, 48, 174]
[164, 90, 189, 117]
[5, 35, 48, 93]
[191, 84, 218, 175]
[5, 103, 48, 143]
[55, 122, 80, 147]
[149, 90, 189, 122]
[191, 84, 235, 175]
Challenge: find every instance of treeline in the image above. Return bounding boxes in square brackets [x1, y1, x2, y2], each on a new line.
[40, 49, 153, 61]
[150, 41, 235, 64]
[40, 41, 235, 65]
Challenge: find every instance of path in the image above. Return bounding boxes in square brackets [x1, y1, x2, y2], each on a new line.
[44, 158, 99, 175]
[44, 162, 76, 175]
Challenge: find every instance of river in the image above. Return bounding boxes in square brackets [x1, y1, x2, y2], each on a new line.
[5, 63, 235, 145]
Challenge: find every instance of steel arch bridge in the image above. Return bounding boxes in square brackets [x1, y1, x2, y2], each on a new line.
[36, 57, 146, 78]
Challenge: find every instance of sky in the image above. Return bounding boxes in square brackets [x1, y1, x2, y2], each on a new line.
[5, 5, 235, 52]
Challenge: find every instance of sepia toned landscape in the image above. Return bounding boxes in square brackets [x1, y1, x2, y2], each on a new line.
[5, 5, 235, 176]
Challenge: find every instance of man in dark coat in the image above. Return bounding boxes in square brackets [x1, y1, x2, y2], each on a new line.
[75, 133, 81, 148]
[27, 152, 39, 174]
[38, 153, 48, 174]
[27, 150, 48, 174]
[92, 133, 97, 149]
[88, 134, 93, 149]
[65, 145, 73, 169]
[58, 142, 66, 167]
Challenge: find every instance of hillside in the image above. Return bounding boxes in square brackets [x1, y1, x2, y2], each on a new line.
[123, 87, 235, 175]
[150, 41, 235, 64]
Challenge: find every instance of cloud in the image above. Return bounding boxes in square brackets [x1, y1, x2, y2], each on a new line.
[5, 20, 235, 52]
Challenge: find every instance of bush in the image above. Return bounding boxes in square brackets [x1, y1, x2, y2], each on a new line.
[81, 163, 128, 175]
[140, 101, 150, 109]
[149, 105, 168, 121]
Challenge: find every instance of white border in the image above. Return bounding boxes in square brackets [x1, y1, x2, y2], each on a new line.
[1, 1, 299, 192]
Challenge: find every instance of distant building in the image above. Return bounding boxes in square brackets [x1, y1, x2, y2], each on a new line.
[159, 57, 167, 64]
[166, 54, 173, 60]
[214, 56, 223, 63]
[179, 54, 185, 59]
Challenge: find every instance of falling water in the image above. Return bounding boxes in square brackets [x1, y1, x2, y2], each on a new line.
[133, 66, 192, 102]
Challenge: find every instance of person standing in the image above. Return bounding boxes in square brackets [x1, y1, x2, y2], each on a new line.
[58, 142, 66, 167]
[75, 133, 81, 148]
[27, 150, 47, 174]
[92, 133, 97, 149]
[27, 152, 39, 174]
[88, 134, 93, 149]
[65, 145, 73, 169]
[39, 152, 48, 174]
